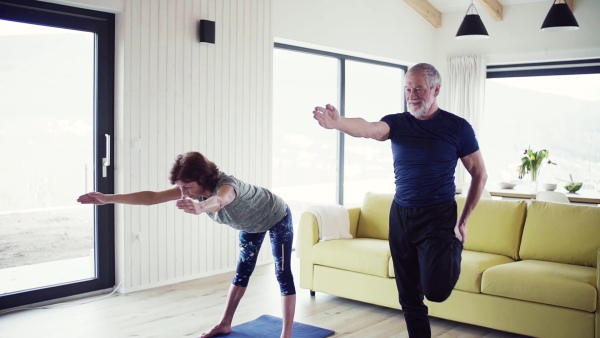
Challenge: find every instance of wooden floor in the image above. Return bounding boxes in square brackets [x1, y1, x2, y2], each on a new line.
[0, 258, 530, 338]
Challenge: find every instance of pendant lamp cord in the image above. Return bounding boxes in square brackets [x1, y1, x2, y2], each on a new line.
[465, 1, 481, 16]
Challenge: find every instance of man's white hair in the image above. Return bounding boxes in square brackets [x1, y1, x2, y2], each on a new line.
[407, 63, 441, 88]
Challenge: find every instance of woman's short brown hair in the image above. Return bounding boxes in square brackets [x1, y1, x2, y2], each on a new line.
[169, 152, 220, 190]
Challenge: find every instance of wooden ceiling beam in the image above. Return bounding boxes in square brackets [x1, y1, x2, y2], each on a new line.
[403, 0, 576, 28]
[476, 0, 503, 22]
[402, 0, 442, 29]
[565, 0, 574, 11]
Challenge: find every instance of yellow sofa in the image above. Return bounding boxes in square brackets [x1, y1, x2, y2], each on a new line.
[298, 192, 600, 338]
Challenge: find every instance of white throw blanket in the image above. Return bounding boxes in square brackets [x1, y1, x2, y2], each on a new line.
[306, 204, 353, 241]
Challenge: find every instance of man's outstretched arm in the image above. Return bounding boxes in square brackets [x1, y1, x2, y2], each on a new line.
[313, 104, 390, 141]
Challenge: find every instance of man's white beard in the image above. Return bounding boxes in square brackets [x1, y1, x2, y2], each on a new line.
[408, 101, 430, 118]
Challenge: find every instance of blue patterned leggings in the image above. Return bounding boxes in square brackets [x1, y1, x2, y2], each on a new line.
[232, 206, 296, 296]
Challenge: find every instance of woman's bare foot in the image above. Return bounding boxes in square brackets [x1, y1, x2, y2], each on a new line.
[199, 323, 232, 338]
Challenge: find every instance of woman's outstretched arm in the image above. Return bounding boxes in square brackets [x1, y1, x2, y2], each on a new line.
[77, 186, 181, 206]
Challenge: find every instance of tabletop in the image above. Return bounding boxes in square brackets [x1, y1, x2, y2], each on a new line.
[458, 184, 600, 205]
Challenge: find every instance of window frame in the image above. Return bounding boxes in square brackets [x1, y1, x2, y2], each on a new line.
[487, 59, 600, 78]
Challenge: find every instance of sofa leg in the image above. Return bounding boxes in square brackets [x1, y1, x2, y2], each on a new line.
[310, 290, 315, 297]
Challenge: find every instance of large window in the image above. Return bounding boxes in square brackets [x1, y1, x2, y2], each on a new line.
[272, 44, 406, 242]
[480, 60, 600, 192]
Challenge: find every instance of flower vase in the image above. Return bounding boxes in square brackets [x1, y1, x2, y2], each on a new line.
[530, 167, 541, 193]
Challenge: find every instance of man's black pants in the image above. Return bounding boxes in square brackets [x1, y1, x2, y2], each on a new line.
[389, 200, 463, 338]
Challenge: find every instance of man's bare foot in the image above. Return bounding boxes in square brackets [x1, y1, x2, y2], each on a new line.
[199, 323, 232, 338]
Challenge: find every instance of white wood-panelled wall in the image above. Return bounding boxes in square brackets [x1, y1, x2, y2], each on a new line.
[119, 0, 273, 292]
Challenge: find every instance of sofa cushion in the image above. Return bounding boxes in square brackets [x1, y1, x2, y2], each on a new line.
[519, 201, 600, 267]
[456, 250, 515, 293]
[312, 238, 391, 278]
[481, 260, 597, 312]
[457, 197, 527, 260]
[357, 192, 393, 240]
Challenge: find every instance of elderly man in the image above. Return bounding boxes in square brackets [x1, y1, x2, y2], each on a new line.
[312, 63, 487, 337]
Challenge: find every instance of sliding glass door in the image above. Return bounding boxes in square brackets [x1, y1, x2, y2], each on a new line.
[0, 0, 114, 310]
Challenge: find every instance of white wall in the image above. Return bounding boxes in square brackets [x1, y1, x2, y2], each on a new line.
[272, 0, 436, 65]
[119, 0, 274, 292]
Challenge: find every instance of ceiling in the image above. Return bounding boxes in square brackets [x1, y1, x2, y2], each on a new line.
[402, 0, 564, 28]
[428, 0, 546, 13]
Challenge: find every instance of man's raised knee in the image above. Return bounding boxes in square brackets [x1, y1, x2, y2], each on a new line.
[424, 287, 453, 303]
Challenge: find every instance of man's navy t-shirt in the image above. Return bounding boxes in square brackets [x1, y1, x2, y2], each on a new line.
[380, 109, 479, 207]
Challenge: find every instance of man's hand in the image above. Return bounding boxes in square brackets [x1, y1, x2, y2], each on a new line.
[176, 197, 206, 215]
[313, 104, 340, 129]
[77, 192, 108, 205]
[454, 221, 467, 244]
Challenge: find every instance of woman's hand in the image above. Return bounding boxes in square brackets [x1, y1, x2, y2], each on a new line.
[176, 197, 206, 215]
[77, 192, 109, 205]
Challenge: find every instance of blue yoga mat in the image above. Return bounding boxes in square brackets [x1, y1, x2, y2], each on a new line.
[216, 314, 334, 337]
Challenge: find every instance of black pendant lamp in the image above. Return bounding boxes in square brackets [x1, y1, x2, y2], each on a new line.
[456, 1, 489, 40]
[541, 0, 579, 31]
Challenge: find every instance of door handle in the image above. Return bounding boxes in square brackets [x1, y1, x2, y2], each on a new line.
[102, 134, 110, 178]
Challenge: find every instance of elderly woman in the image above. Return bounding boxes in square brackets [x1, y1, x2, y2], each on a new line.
[77, 151, 295, 338]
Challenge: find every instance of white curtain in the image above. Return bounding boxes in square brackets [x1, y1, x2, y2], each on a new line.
[445, 55, 486, 186]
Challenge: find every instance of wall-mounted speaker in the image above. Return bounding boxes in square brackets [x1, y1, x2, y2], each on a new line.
[198, 20, 215, 44]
